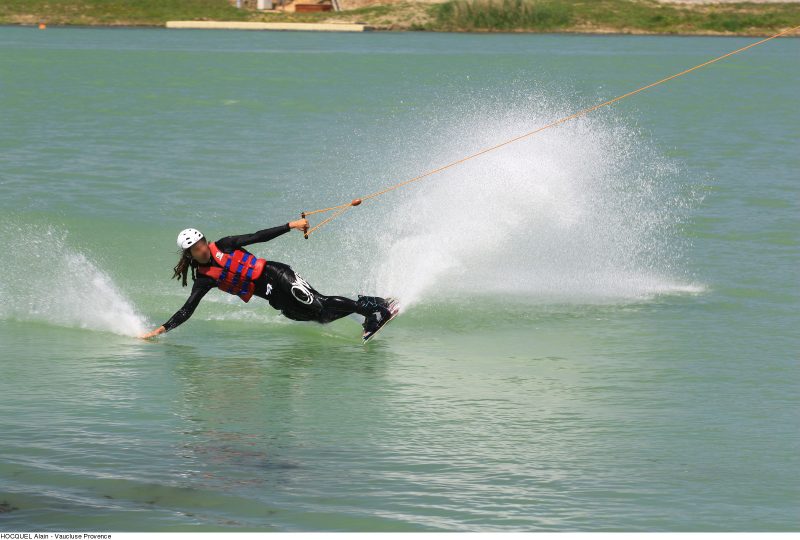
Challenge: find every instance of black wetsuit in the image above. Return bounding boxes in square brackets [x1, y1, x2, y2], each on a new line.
[162, 224, 379, 333]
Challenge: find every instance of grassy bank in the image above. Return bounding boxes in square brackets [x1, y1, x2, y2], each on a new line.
[1, 0, 798, 35]
[0, 0, 248, 26]
[429, 0, 800, 34]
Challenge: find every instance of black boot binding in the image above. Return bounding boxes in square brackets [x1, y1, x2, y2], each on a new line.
[358, 296, 397, 340]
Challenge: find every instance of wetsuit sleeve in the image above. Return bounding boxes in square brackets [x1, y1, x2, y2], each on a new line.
[214, 223, 291, 251]
[162, 278, 214, 332]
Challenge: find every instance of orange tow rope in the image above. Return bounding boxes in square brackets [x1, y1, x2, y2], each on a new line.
[300, 24, 800, 239]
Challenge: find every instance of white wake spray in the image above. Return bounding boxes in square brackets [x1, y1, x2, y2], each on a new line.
[0, 223, 148, 336]
[304, 88, 704, 308]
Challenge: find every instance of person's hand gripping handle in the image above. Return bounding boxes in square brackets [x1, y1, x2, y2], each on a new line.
[289, 216, 309, 238]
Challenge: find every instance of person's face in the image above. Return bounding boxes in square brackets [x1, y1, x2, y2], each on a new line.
[190, 238, 210, 264]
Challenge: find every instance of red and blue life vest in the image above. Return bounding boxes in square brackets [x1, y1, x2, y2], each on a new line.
[197, 242, 266, 303]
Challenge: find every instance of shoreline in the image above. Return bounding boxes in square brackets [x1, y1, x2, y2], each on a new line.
[3, 21, 800, 37]
[1, 0, 799, 37]
[165, 20, 370, 32]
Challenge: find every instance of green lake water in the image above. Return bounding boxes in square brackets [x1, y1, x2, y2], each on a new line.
[0, 26, 798, 531]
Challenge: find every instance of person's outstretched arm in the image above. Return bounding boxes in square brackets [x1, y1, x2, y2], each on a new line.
[139, 280, 213, 339]
[215, 219, 307, 251]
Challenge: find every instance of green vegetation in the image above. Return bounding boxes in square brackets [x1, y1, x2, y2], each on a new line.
[434, 0, 573, 31]
[0, 0, 798, 35]
[0, 0, 427, 30]
[0, 0, 248, 26]
[0, 0, 429, 28]
[429, 0, 800, 34]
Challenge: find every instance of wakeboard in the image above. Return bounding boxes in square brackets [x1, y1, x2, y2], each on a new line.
[362, 297, 400, 344]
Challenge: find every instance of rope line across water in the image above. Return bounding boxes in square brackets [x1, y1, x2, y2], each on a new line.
[300, 24, 800, 239]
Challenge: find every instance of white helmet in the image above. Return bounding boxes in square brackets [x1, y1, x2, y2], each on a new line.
[177, 228, 204, 250]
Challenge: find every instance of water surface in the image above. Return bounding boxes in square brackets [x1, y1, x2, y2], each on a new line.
[0, 27, 798, 531]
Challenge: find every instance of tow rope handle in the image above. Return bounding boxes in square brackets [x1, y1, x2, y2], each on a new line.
[301, 198, 362, 240]
[300, 211, 309, 239]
